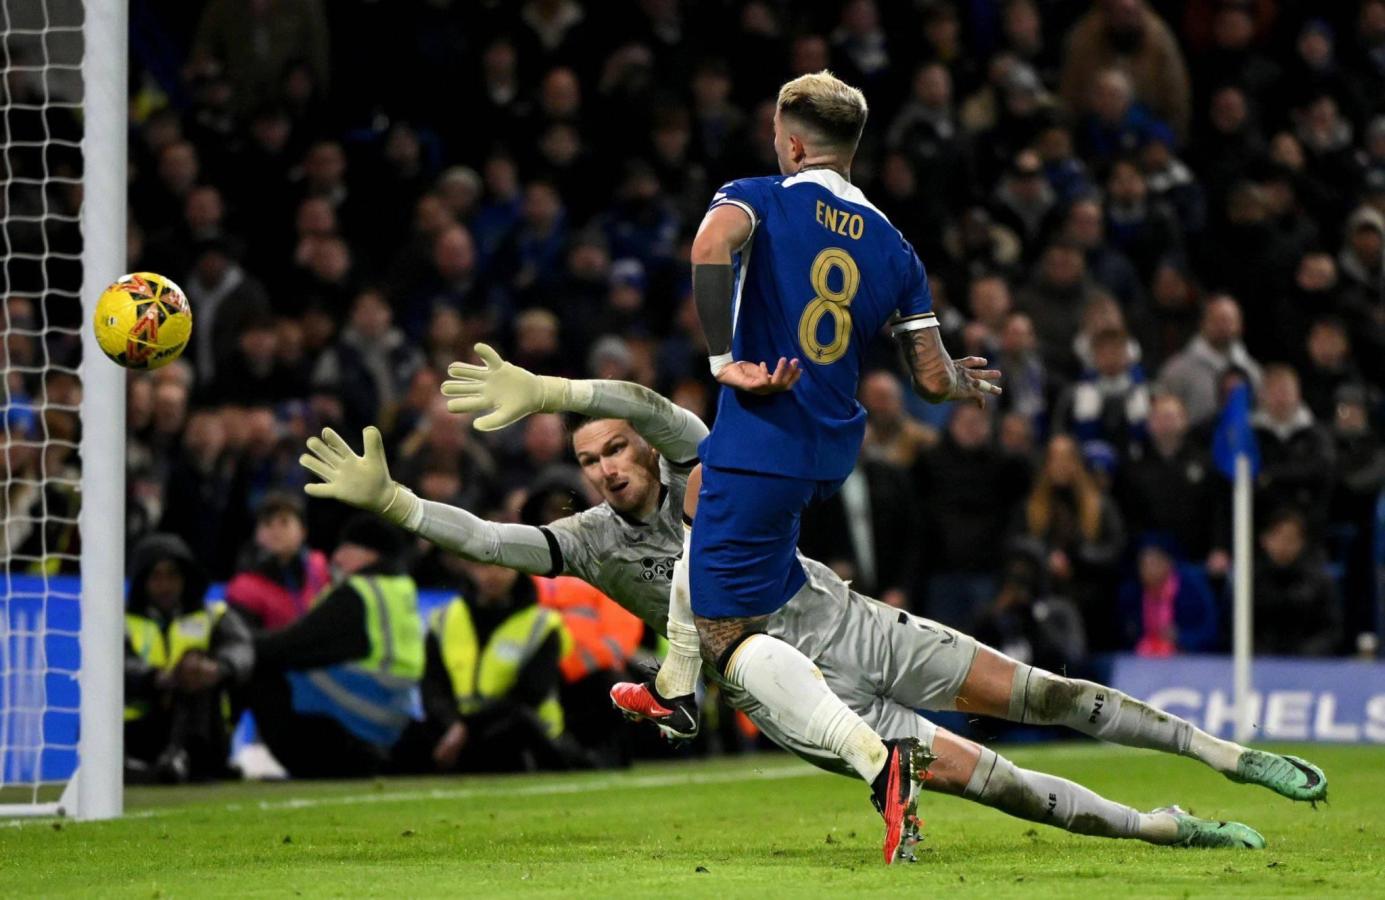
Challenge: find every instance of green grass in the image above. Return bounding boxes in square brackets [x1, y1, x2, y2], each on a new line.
[3, 743, 1382, 897]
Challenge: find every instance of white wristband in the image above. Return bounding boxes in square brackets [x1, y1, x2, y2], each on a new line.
[709, 353, 734, 376]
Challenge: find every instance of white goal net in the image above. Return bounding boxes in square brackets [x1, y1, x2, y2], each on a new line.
[2, 0, 125, 819]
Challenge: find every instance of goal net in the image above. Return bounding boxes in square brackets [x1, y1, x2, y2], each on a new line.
[2, 0, 125, 819]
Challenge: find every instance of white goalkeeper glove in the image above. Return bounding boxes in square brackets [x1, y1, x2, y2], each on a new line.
[299, 426, 419, 527]
[440, 342, 576, 431]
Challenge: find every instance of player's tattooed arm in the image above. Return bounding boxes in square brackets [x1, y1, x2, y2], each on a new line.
[894, 326, 1002, 408]
[693, 614, 770, 670]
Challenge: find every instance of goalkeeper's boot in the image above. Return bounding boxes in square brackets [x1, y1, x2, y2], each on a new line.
[870, 737, 932, 865]
[609, 681, 699, 742]
[1226, 750, 1327, 803]
[1154, 805, 1266, 849]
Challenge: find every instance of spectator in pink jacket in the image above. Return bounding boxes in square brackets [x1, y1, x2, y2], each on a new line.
[225, 492, 330, 632]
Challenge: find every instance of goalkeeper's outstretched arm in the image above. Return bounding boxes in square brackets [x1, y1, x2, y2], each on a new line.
[298, 425, 561, 575]
[440, 343, 709, 464]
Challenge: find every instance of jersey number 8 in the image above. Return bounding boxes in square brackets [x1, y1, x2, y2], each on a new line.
[798, 247, 860, 365]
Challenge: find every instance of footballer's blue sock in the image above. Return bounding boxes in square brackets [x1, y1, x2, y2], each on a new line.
[1009, 666, 1243, 774]
[725, 633, 887, 782]
[964, 747, 1179, 843]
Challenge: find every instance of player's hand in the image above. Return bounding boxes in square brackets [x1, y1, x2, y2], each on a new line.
[715, 357, 802, 395]
[441, 343, 570, 431]
[433, 721, 468, 770]
[172, 652, 222, 693]
[947, 356, 1003, 409]
[299, 426, 416, 526]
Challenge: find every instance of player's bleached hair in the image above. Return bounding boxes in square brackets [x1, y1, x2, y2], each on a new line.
[776, 70, 868, 150]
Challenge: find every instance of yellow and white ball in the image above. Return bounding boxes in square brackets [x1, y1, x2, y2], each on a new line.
[93, 272, 193, 370]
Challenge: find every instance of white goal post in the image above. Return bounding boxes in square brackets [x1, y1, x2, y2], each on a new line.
[1, 0, 126, 819]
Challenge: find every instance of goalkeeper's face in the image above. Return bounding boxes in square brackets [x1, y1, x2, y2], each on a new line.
[572, 419, 661, 518]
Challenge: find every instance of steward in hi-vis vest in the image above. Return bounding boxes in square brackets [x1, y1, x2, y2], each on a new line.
[250, 515, 424, 779]
[396, 554, 588, 774]
[124, 533, 254, 783]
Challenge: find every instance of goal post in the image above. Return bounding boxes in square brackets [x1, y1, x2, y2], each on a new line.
[75, 0, 127, 821]
[0, 0, 126, 819]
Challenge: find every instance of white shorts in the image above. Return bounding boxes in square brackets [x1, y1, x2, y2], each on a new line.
[732, 583, 980, 776]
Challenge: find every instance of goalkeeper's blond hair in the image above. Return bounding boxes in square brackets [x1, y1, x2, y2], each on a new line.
[776, 71, 869, 150]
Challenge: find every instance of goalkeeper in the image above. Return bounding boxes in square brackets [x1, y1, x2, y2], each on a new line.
[300, 345, 1327, 850]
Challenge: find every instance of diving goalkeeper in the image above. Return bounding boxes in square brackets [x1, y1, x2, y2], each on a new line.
[299, 346, 1326, 855]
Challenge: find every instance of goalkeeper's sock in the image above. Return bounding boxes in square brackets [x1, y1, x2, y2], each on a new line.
[725, 633, 887, 783]
[965, 747, 1180, 843]
[1010, 667, 1244, 774]
[655, 527, 702, 700]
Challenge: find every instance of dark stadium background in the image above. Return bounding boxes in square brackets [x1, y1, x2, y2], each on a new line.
[10, 0, 1385, 777]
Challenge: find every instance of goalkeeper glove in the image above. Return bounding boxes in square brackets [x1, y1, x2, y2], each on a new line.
[440, 342, 574, 431]
[299, 426, 419, 527]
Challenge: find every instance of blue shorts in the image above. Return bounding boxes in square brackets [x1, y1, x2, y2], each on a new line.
[689, 465, 845, 619]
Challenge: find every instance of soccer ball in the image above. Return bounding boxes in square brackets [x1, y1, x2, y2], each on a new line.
[92, 272, 193, 370]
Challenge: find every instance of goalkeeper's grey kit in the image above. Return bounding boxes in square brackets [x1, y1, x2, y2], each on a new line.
[409, 384, 975, 772]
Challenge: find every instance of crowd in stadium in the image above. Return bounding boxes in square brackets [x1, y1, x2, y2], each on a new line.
[6, 0, 1385, 777]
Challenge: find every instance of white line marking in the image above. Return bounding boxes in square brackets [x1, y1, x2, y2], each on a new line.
[4, 762, 826, 827]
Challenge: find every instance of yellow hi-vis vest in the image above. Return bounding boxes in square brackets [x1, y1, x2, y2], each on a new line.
[430, 597, 570, 740]
[295, 575, 425, 748]
[124, 603, 226, 721]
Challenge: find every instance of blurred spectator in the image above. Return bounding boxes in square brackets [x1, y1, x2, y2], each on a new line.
[1338, 205, 1385, 307]
[1078, 68, 1176, 164]
[1017, 240, 1099, 373]
[1117, 391, 1229, 573]
[1329, 385, 1385, 646]
[1252, 364, 1336, 533]
[1104, 157, 1184, 283]
[1062, 197, 1142, 309]
[160, 409, 247, 579]
[601, 161, 681, 273]
[994, 311, 1057, 433]
[1116, 535, 1220, 656]
[0, 417, 81, 574]
[184, 237, 271, 387]
[403, 553, 581, 773]
[1158, 295, 1262, 426]
[1141, 136, 1206, 237]
[311, 288, 423, 435]
[799, 455, 919, 609]
[1189, 1, 1281, 114]
[1299, 317, 1364, 422]
[225, 492, 330, 632]
[860, 371, 936, 468]
[1054, 326, 1150, 463]
[491, 180, 569, 310]
[914, 403, 1031, 628]
[248, 516, 423, 777]
[990, 149, 1059, 253]
[210, 316, 307, 404]
[1012, 434, 1126, 648]
[189, 0, 329, 116]
[1060, 0, 1192, 141]
[972, 552, 1087, 673]
[1254, 508, 1342, 656]
[941, 206, 1023, 282]
[124, 533, 252, 783]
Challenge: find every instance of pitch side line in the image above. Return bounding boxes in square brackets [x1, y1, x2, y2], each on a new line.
[4, 762, 825, 827]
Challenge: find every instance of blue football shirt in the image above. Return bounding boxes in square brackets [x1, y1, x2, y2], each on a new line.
[699, 169, 937, 481]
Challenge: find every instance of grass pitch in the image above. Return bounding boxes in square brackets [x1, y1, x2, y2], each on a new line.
[3, 742, 1382, 897]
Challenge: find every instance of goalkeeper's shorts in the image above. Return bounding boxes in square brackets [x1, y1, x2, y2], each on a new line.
[688, 464, 844, 620]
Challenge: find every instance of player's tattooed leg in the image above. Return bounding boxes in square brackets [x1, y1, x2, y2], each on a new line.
[693, 614, 769, 672]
